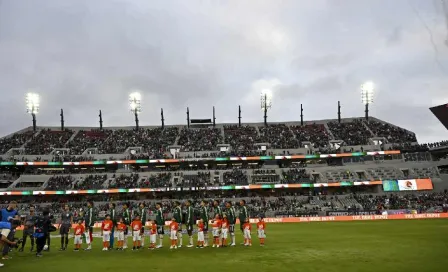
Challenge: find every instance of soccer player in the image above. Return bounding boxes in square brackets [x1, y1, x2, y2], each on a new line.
[148, 220, 157, 249]
[257, 216, 266, 246]
[59, 204, 73, 251]
[213, 200, 223, 218]
[221, 214, 229, 247]
[243, 219, 252, 246]
[173, 201, 183, 248]
[73, 219, 85, 251]
[137, 203, 147, 247]
[109, 203, 117, 249]
[211, 214, 222, 248]
[225, 201, 236, 246]
[169, 218, 179, 249]
[155, 203, 164, 248]
[196, 219, 205, 248]
[239, 200, 248, 244]
[199, 200, 209, 247]
[19, 206, 36, 252]
[131, 215, 143, 250]
[101, 215, 113, 251]
[184, 200, 195, 248]
[122, 203, 131, 249]
[116, 218, 126, 250]
[84, 201, 95, 251]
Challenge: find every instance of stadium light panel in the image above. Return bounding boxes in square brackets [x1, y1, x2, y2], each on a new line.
[25, 92, 40, 114]
[260, 89, 273, 110]
[361, 81, 374, 105]
[129, 92, 142, 113]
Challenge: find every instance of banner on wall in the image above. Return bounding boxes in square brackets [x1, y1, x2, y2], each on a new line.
[326, 210, 377, 216]
[382, 178, 433, 192]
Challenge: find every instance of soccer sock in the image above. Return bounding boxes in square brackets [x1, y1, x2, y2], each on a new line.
[31, 237, 35, 247]
[65, 236, 69, 248]
[231, 233, 235, 244]
[141, 236, 144, 246]
[61, 236, 64, 248]
[22, 235, 27, 249]
[189, 236, 193, 245]
[177, 232, 182, 246]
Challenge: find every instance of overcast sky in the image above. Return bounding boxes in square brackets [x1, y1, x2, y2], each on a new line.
[1, 0, 448, 143]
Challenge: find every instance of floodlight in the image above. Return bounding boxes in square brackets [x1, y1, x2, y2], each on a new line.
[26, 93, 40, 114]
[361, 81, 374, 105]
[129, 92, 142, 113]
[260, 89, 273, 110]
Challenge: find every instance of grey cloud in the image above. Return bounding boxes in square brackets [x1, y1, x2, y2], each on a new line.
[0, 0, 447, 143]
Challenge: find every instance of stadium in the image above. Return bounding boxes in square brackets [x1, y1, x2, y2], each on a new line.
[2, 1, 448, 272]
[1, 93, 448, 271]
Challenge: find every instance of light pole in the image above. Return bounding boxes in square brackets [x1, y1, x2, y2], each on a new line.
[260, 89, 272, 126]
[129, 92, 142, 130]
[26, 93, 40, 132]
[361, 81, 374, 122]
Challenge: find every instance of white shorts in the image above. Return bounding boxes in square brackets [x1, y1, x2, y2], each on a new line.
[212, 228, 220, 237]
[197, 231, 204, 242]
[258, 229, 266, 238]
[0, 229, 10, 237]
[221, 229, 228, 239]
[74, 235, 82, 245]
[117, 231, 125, 241]
[170, 230, 177, 240]
[103, 231, 111, 242]
[150, 234, 157, 244]
[133, 232, 141, 242]
[244, 229, 251, 239]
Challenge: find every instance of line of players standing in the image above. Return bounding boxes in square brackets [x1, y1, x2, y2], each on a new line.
[19, 199, 254, 252]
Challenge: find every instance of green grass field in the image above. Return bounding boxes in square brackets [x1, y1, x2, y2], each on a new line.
[3, 220, 448, 272]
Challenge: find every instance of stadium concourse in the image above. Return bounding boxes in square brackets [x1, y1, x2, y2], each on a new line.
[0, 117, 447, 225]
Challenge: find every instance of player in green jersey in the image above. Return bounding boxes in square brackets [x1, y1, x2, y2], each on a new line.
[225, 201, 237, 246]
[173, 201, 183, 247]
[184, 200, 195, 248]
[155, 203, 165, 248]
[199, 200, 209, 247]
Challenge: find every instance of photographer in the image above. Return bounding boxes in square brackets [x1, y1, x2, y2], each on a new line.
[0, 201, 19, 260]
[34, 209, 52, 257]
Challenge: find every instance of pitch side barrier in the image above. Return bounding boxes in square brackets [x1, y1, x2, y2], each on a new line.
[14, 213, 448, 230]
[0, 150, 401, 167]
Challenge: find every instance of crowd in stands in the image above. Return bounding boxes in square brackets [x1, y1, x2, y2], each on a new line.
[46, 175, 74, 190]
[66, 130, 112, 155]
[176, 172, 212, 187]
[257, 124, 299, 149]
[354, 192, 448, 212]
[222, 169, 249, 185]
[290, 124, 330, 148]
[0, 131, 35, 154]
[252, 169, 280, 184]
[99, 128, 178, 156]
[224, 125, 258, 152]
[140, 173, 172, 188]
[327, 119, 372, 146]
[178, 128, 222, 151]
[109, 173, 139, 189]
[73, 174, 108, 190]
[281, 168, 310, 184]
[367, 120, 417, 143]
[25, 129, 74, 155]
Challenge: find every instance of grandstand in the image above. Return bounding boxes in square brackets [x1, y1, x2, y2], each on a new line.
[0, 115, 447, 219]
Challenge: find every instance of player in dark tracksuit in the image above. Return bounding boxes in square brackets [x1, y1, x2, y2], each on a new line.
[225, 201, 237, 246]
[109, 203, 117, 249]
[59, 204, 73, 251]
[155, 203, 164, 248]
[20, 206, 36, 252]
[238, 200, 248, 239]
[84, 201, 95, 250]
[122, 203, 131, 249]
